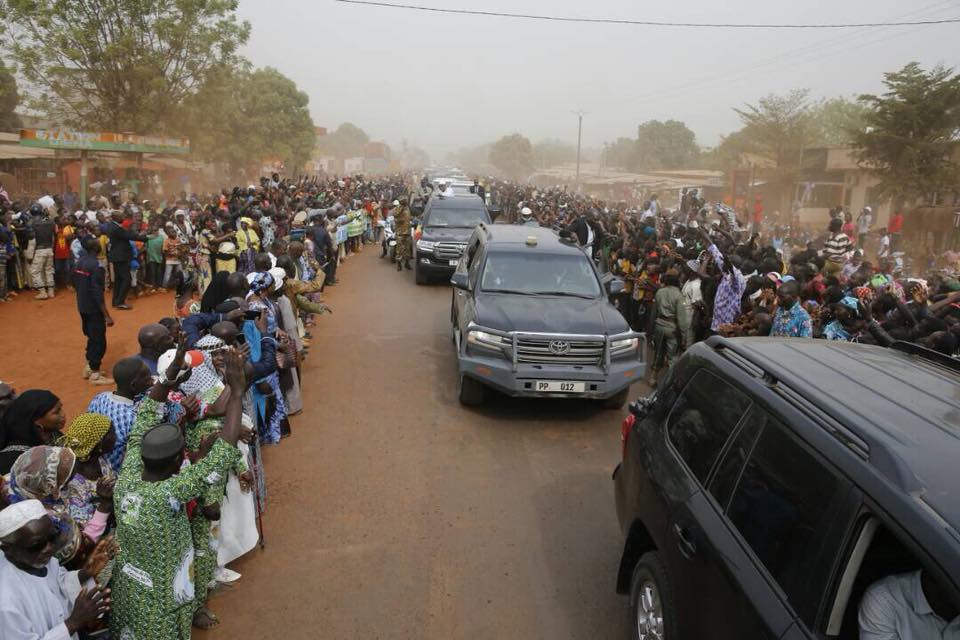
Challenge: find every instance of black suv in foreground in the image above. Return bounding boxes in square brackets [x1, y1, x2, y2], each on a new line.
[614, 336, 960, 639]
[413, 193, 493, 285]
[451, 224, 644, 408]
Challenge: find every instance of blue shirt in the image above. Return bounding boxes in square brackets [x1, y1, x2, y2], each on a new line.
[770, 302, 813, 338]
[87, 392, 137, 472]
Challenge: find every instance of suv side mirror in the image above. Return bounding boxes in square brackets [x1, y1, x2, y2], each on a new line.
[487, 205, 501, 221]
[411, 203, 424, 215]
[606, 278, 625, 295]
[450, 272, 470, 290]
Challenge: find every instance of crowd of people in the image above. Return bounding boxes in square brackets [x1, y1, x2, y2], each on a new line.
[490, 183, 960, 385]
[1, 170, 959, 637]
[0, 174, 412, 639]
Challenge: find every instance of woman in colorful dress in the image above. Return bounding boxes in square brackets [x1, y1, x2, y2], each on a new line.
[2, 445, 109, 566]
[59, 413, 117, 533]
[235, 217, 260, 274]
[245, 272, 288, 443]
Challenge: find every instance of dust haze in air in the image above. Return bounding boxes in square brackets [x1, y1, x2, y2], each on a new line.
[237, 0, 960, 160]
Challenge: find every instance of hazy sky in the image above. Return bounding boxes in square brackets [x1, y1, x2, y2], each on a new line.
[237, 0, 960, 160]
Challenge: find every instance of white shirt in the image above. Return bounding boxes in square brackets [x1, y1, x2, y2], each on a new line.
[859, 570, 960, 640]
[878, 235, 891, 258]
[682, 278, 703, 306]
[0, 555, 82, 640]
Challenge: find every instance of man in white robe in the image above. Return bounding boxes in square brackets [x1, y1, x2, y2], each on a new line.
[0, 500, 111, 640]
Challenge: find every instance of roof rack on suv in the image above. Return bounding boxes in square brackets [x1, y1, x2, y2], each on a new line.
[889, 340, 960, 374]
[704, 336, 924, 495]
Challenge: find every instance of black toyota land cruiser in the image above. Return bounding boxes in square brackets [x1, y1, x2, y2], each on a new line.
[413, 193, 493, 285]
[614, 336, 960, 640]
[451, 224, 645, 408]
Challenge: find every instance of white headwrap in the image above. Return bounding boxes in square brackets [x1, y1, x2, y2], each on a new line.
[157, 349, 199, 385]
[0, 499, 48, 541]
[179, 351, 224, 398]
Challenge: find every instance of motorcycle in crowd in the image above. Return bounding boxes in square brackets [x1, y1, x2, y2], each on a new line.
[380, 217, 397, 262]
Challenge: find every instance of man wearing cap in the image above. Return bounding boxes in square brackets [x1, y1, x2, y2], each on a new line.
[0, 500, 115, 639]
[111, 342, 246, 639]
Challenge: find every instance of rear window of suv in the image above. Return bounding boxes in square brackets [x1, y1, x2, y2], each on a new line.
[666, 369, 751, 483]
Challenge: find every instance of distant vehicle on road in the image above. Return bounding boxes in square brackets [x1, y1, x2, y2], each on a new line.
[451, 224, 644, 408]
[614, 336, 960, 640]
[412, 193, 495, 285]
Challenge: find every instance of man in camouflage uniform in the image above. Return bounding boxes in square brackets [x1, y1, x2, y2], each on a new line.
[394, 197, 412, 272]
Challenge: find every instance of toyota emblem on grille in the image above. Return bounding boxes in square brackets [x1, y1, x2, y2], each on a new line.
[548, 340, 570, 355]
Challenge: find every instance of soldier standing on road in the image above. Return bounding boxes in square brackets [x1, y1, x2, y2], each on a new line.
[28, 203, 56, 300]
[394, 197, 412, 272]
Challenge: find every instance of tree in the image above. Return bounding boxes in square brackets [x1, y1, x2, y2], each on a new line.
[448, 143, 492, 172]
[317, 123, 370, 159]
[532, 139, 577, 169]
[0, 63, 20, 132]
[633, 120, 700, 170]
[734, 90, 813, 168]
[0, 0, 249, 133]
[853, 62, 960, 204]
[181, 66, 316, 173]
[603, 138, 636, 170]
[399, 144, 430, 170]
[489, 134, 534, 179]
[808, 97, 870, 146]
[733, 89, 817, 210]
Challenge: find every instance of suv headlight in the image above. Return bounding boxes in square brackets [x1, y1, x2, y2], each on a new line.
[610, 337, 640, 358]
[467, 330, 506, 350]
[416, 239, 436, 252]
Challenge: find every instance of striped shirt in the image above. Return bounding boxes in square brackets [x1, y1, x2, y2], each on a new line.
[823, 233, 853, 264]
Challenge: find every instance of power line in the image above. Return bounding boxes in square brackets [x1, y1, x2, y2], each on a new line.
[334, 0, 960, 29]
[612, 0, 957, 107]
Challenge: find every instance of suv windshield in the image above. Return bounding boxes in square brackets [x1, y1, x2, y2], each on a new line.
[480, 251, 601, 298]
[425, 205, 487, 228]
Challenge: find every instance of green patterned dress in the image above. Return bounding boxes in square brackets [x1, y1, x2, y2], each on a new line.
[182, 397, 247, 618]
[110, 397, 241, 639]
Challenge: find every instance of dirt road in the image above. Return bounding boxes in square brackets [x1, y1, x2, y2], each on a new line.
[0, 248, 636, 639]
[202, 249, 636, 639]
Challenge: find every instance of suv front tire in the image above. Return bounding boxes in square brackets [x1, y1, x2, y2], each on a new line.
[630, 551, 675, 640]
[458, 374, 485, 406]
[414, 260, 428, 285]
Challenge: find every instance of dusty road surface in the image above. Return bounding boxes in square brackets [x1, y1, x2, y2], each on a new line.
[0, 246, 638, 639]
[198, 248, 638, 640]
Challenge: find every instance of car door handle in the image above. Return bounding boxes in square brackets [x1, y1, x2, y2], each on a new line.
[672, 523, 698, 559]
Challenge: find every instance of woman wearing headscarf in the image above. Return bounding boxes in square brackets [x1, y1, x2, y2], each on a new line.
[197, 216, 235, 294]
[235, 217, 260, 274]
[1, 445, 109, 565]
[200, 271, 232, 312]
[60, 413, 117, 533]
[174, 271, 201, 318]
[0, 390, 65, 474]
[244, 272, 288, 443]
[268, 267, 303, 416]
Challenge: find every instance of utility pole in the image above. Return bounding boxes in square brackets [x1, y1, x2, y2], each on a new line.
[572, 110, 586, 187]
